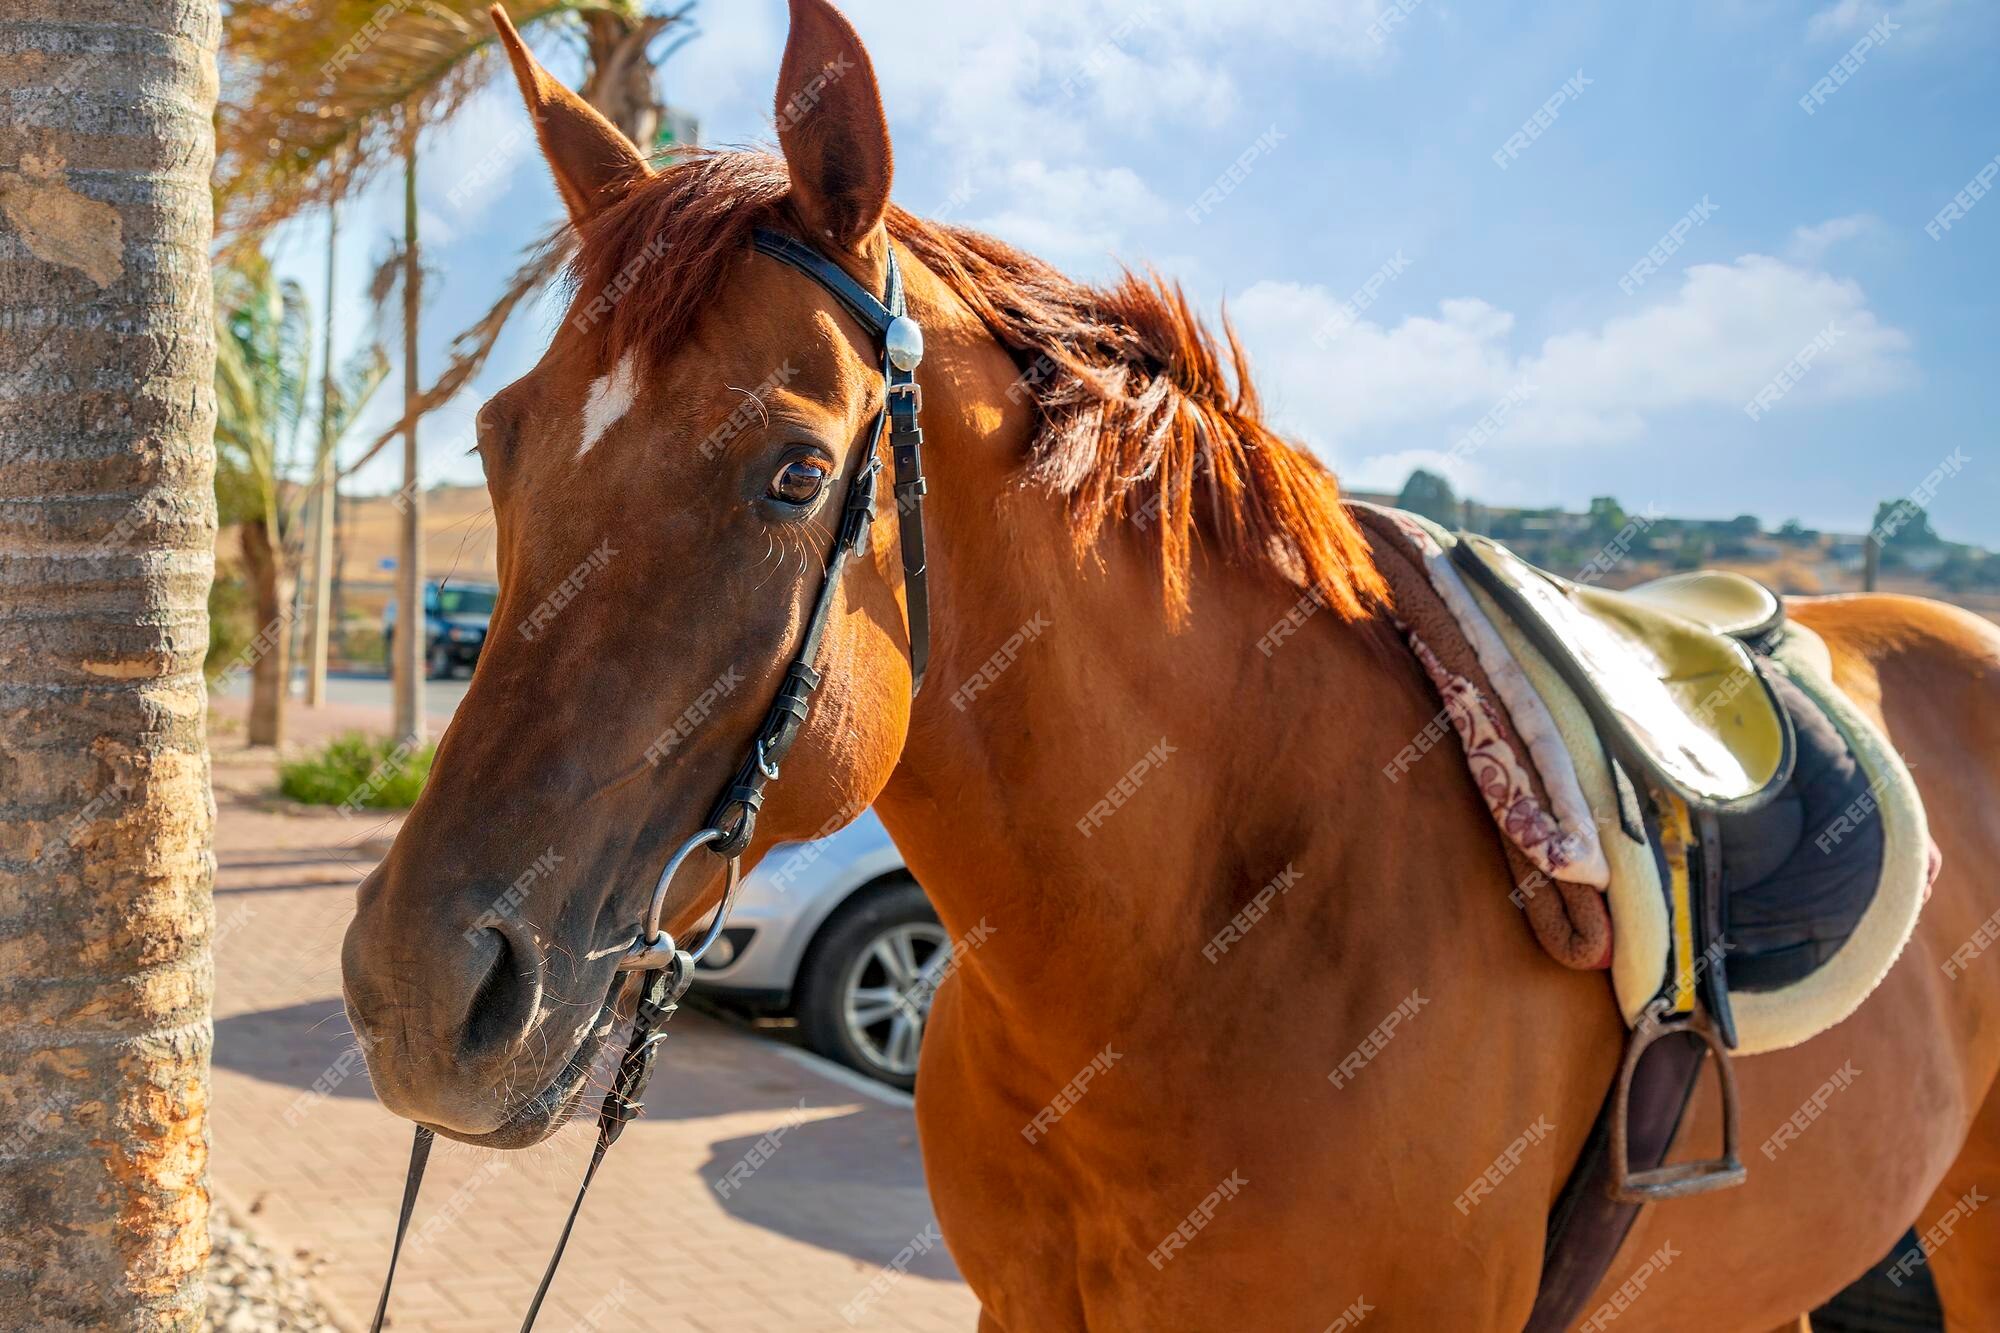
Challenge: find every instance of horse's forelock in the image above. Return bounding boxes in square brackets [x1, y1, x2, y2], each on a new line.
[566, 149, 794, 374]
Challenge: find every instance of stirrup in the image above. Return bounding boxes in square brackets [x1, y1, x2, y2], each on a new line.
[1608, 1010, 1746, 1203]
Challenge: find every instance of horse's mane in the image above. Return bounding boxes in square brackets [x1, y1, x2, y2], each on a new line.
[572, 150, 1385, 623]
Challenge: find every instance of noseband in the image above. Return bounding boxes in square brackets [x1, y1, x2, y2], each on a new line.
[369, 228, 932, 1333]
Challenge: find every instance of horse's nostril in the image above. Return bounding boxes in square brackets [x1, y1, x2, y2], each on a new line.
[459, 926, 541, 1061]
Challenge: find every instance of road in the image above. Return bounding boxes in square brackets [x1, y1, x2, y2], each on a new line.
[217, 669, 472, 722]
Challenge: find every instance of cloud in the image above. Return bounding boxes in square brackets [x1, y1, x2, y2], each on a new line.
[1805, 0, 1952, 43]
[838, 0, 1391, 164]
[964, 160, 1168, 268]
[1229, 252, 1915, 463]
[1343, 447, 1495, 497]
[1785, 213, 1884, 265]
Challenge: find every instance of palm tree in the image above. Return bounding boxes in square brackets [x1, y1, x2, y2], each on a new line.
[347, 3, 699, 469]
[0, 3, 221, 1325]
[217, 0, 696, 744]
[215, 1, 693, 236]
[212, 246, 386, 746]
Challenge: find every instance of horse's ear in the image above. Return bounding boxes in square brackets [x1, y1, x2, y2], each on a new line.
[489, 5, 650, 223]
[775, 0, 893, 250]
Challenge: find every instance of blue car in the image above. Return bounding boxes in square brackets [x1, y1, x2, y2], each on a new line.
[383, 581, 497, 679]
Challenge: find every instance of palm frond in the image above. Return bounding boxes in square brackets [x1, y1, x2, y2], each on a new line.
[344, 226, 570, 476]
[216, 0, 644, 236]
[332, 344, 393, 443]
[213, 245, 318, 539]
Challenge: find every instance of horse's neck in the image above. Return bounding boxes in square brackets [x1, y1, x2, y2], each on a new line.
[870, 292, 1442, 1048]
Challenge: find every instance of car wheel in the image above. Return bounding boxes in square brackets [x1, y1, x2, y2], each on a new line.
[427, 640, 452, 680]
[795, 878, 946, 1092]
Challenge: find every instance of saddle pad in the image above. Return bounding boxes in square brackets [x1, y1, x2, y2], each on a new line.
[1354, 508, 1612, 969]
[1725, 626, 1931, 1054]
[1719, 667, 1886, 993]
[1459, 575, 1672, 1024]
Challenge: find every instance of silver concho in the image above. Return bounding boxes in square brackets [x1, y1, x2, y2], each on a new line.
[886, 315, 924, 372]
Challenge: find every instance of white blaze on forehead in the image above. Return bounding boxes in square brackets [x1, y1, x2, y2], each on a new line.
[578, 350, 640, 458]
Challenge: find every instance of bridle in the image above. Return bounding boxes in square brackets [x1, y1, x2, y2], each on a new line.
[367, 227, 932, 1333]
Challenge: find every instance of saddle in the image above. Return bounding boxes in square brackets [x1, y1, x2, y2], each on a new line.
[1456, 534, 1793, 817]
[1348, 505, 1935, 1331]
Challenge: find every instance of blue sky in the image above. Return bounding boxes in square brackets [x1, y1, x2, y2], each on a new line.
[281, 0, 1999, 544]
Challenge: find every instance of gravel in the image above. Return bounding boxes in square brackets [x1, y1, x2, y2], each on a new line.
[205, 1199, 344, 1333]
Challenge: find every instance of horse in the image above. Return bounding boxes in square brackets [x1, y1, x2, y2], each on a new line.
[340, 3, 2000, 1327]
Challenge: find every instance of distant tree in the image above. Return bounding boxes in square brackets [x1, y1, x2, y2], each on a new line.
[1586, 495, 1627, 540]
[1727, 513, 1761, 535]
[1674, 531, 1712, 571]
[1397, 469, 1460, 525]
[1934, 549, 1988, 592]
[1872, 499, 1942, 550]
[219, 0, 700, 746]
[1777, 518, 1815, 542]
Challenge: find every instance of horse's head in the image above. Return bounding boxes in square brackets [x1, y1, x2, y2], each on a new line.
[341, 0, 928, 1145]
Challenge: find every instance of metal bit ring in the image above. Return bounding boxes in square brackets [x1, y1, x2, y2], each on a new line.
[618, 828, 742, 972]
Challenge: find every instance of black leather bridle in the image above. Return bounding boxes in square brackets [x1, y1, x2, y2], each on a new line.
[368, 227, 932, 1333]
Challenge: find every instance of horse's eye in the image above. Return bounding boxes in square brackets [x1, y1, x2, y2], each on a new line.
[769, 457, 829, 506]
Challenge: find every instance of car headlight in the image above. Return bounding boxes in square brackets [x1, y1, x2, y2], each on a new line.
[447, 627, 482, 642]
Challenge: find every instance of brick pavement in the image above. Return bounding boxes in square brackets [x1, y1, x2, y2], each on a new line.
[206, 699, 979, 1332]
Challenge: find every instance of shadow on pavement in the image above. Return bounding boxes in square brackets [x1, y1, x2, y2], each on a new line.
[213, 998, 376, 1102]
[214, 995, 955, 1277]
[697, 1107, 956, 1280]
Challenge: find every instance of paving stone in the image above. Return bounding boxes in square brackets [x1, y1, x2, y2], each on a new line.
[206, 701, 980, 1331]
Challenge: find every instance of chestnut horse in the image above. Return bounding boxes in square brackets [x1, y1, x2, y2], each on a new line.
[341, 3, 2000, 1327]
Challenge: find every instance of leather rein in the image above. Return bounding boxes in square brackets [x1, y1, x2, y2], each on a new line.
[367, 227, 932, 1333]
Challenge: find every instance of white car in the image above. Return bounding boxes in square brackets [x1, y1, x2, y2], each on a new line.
[692, 811, 944, 1091]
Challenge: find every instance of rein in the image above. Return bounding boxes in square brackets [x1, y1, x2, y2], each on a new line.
[367, 227, 931, 1332]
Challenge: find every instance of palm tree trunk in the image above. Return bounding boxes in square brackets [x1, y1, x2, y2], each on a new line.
[393, 121, 426, 746]
[304, 203, 338, 706]
[240, 518, 291, 747]
[333, 470, 349, 636]
[0, 2, 219, 1327]
[583, 12, 669, 146]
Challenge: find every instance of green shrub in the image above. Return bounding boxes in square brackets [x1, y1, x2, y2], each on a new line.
[279, 732, 435, 810]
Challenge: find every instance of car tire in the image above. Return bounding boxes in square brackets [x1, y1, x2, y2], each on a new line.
[427, 640, 452, 680]
[794, 878, 946, 1092]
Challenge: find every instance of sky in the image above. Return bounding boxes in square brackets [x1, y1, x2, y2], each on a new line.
[278, 0, 2000, 545]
